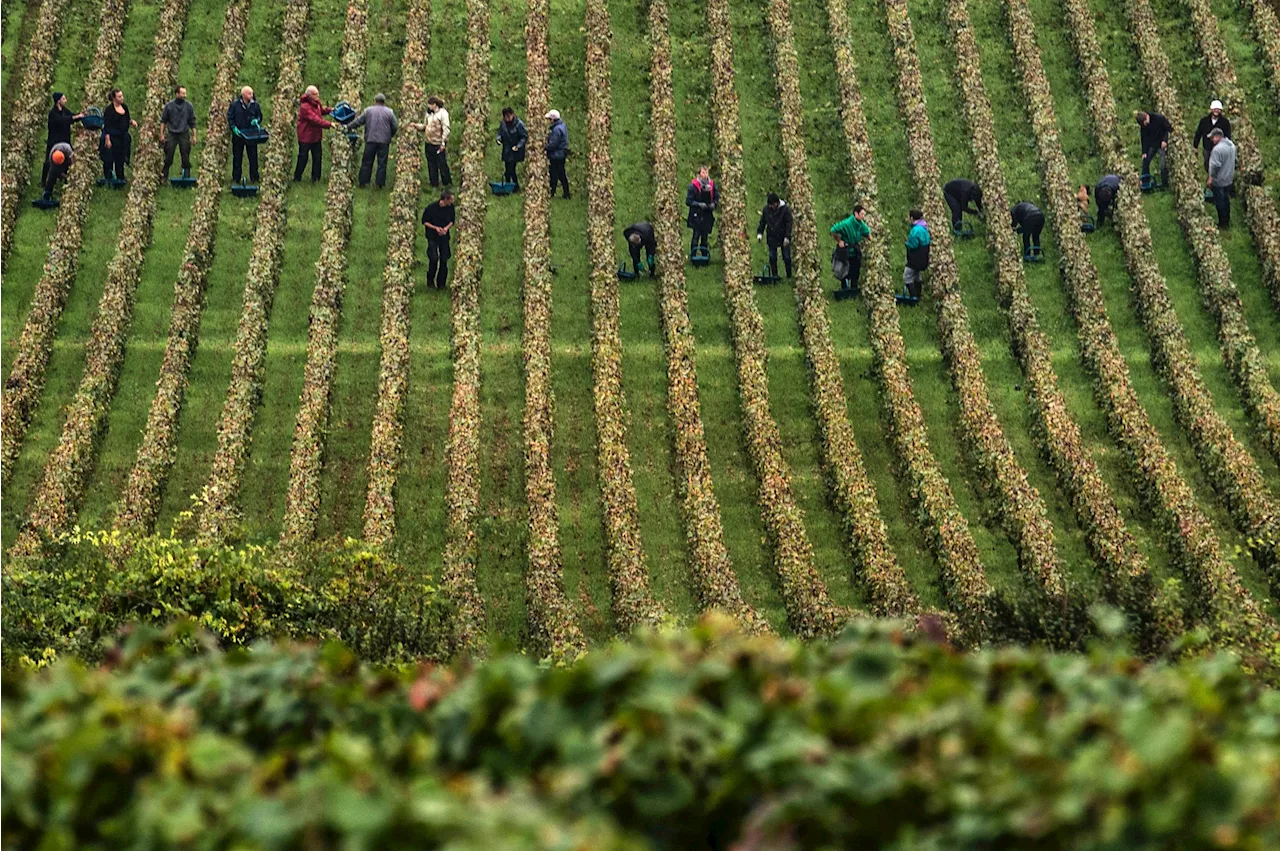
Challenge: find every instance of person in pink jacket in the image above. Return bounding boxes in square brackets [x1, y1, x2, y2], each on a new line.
[295, 85, 333, 182]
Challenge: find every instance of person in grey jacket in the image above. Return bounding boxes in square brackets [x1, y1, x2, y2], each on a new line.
[352, 93, 398, 188]
[545, 109, 570, 198]
[1206, 128, 1236, 229]
[160, 84, 197, 178]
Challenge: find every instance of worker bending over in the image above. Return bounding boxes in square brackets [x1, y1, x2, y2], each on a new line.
[623, 221, 657, 277]
[1010, 200, 1045, 257]
[943, 178, 983, 231]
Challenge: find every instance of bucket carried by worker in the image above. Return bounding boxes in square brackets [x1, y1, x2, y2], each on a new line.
[330, 101, 360, 146]
[80, 106, 104, 130]
[489, 181, 518, 196]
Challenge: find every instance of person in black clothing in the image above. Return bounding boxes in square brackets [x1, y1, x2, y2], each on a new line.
[1192, 99, 1231, 172]
[98, 88, 136, 182]
[42, 142, 75, 201]
[497, 107, 527, 190]
[44, 92, 84, 185]
[1135, 111, 1172, 186]
[160, 85, 198, 178]
[685, 166, 718, 255]
[422, 191, 456, 289]
[1011, 201, 1045, 255]
[1094, 174, 1121, 227]
[623, 221, 657, 277]
[227, 86, 264, 184]
[755, 193, 794, 278]
[942, 179, 983, 229]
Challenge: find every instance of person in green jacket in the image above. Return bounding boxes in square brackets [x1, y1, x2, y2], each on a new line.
[903, 210, 931, 300]
[830, 205, 870, 293]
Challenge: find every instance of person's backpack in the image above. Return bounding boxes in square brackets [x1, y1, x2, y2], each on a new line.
[831, 245, 850, 282]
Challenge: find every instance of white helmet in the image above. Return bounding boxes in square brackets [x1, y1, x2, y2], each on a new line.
[1210, 99, 1224, 111]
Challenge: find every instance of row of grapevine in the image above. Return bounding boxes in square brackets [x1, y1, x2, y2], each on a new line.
[112, 0, 254, 536]
[763, 0, 920, 620]
[12, 0, 195, 557]
[704, 0, 848, 639]
[583, 0, 665, 631]
[861, 1, 992, 643]
[278, 0, 370, 545]
[360, 0, 432, 546]
[1174, 0, 1280, 328]
[439, 0, 492, 654]
[0, 0, 70, 270]
[1009, 0, 1280, 672]
[882, 0, 1066, 610]
[195, 0, 312, 546]
[1239, 0, 1280, 110]
[1033, 0, 1280, 586]
[0, 0, 130, 486]
[522, 0, 586, 660]
[644, 0, 768, 633]
[939, 0, 1173, 649]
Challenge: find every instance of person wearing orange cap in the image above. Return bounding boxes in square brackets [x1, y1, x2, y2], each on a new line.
[41, 142, 75, 203]
[1192, 99, 1231, 173]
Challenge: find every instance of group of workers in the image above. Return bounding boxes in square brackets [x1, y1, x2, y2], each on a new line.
[38, 83, 1243, 295]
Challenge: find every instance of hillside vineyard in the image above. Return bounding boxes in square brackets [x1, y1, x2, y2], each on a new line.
[6, 0, 1280, 663]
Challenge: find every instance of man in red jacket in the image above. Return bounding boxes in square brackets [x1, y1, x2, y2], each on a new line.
[295, 85, 333, 182]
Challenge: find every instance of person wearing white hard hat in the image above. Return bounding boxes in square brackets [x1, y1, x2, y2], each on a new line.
[1193, 99, 1231, 172]
[545, 108, 570, 198]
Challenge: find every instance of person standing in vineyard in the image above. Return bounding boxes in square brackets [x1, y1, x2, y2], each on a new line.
[227, 86, 263, 185]
[685, 166, 717, 257]
[159, 85, 197, 180]
[422, 191, 456, 290]
[903, 210, 930, 300]
[1135, 110, 1172, 187]
[99, 87, 136, 183]
[414, 96, 451, 187]
[755, 193, 794, 279]
[294, 85, 333, 182]
[830, 205, 870, 293]
[351, 93, 397, 189]
[1192, 100, 1230, 173]
[545, 109, 570, 199]
[497, 107, 527, 191]
[1206, 128, 1236, 229]
[44, 92, 84, 186]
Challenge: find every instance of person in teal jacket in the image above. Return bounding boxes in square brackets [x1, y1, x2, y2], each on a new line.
[830, 205, 870, 292]
[903, 210, 930, 299]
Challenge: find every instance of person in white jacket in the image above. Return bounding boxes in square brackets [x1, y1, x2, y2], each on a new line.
[415, 96, 451, 186]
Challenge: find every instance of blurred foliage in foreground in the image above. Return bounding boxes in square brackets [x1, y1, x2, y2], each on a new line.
[4, 616, 1279, 850]
[1, 531, 451, 668]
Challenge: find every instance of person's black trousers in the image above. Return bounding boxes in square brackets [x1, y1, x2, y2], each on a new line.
[295, 141, 323, 181]
[104, 144, 127, 180]
[163, 132, 192, 175]
[427, 238, 451, 288]
[41, 140, 54, 184]
[689, 228, 710, 253]
[359, 140, 390, 187]
[1212, 184, 1231, 228]
[1095, 187, 1114, 226]
[426, 144, 451, 186]
[232, 137, 259, 183]
[503, 159, 520, 186]
[848, 244, 863, 290]
[549, 157, 569, 197]
[1020, 212, 1045, 253]
[628, 243, 656, 274]
[767, 241, 792, 277]
[944, 190, 964, 227]
[44, 162, 68, 195]
[1141, 146, 1168, 185]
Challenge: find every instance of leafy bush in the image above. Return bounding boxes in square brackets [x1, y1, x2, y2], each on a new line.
[2, 533, 449, 667]
[4, 617, 1278, 849]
